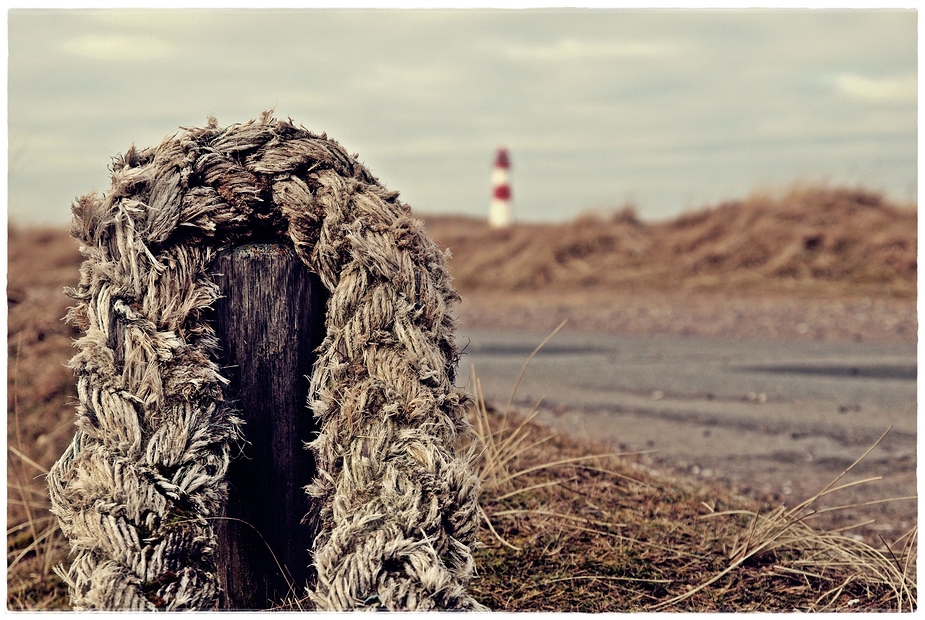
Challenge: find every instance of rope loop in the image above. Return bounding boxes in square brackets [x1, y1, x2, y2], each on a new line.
[48, 114, 483, 611]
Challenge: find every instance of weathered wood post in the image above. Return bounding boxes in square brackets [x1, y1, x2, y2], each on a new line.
[210, 243, 327, 610]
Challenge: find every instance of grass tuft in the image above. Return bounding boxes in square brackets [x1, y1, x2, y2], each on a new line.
[464, 334, 917, 612]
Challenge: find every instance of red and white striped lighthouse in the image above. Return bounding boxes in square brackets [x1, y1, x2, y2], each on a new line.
[489, 147, 513, 228]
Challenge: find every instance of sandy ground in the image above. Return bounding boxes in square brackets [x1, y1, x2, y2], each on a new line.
[455, 289, 917, 345]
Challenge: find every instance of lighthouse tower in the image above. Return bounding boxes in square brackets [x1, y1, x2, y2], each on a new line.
[489, 147, 513, 228]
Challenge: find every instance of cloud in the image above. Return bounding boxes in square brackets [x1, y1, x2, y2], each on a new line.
[8, 10, 917, 225]
[90, 9, 212, 32]
[835, 73, 917, 104]
[504, 38, 675, 61]
[60, 34, 174, 61]
[357, 63, 456, 91]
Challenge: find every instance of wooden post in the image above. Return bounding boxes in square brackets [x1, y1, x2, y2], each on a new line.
[210, 243, 327, 610]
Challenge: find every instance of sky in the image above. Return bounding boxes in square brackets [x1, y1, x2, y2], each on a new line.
[6, 6, 918, 226]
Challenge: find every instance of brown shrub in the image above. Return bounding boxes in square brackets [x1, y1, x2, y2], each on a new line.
[423, 185, 916, 298]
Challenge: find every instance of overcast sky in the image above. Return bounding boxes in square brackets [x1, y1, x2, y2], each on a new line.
[7, 7, 918, 226]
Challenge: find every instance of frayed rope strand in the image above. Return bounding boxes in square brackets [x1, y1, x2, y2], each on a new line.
[47, 115, 484, 611]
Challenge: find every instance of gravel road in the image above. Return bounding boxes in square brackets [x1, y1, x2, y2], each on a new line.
[456, 290, 916, 344]
[454, 291, 917, 542]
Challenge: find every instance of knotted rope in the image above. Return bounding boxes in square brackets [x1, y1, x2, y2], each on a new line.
[47, 114, 484, 611]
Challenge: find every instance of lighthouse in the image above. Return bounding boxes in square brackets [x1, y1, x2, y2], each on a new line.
[489, 147, 513, 228]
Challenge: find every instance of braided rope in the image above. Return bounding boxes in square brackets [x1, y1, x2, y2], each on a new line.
[47, 114, 484, 611]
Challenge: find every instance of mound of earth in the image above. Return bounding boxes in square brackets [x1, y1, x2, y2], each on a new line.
[422, 186, 916, 299]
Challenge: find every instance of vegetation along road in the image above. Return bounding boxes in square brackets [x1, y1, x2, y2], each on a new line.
[458, 327, 916, 541]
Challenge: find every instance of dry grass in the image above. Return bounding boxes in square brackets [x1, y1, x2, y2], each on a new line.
[465, 358, 917, 612]
[7, 226, 82, 610]
[7, 444, 71, 610]
[424, 184, 916, 299]
[6, 184, 917, 610]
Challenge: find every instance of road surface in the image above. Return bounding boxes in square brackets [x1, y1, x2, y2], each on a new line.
[456, 327, 917, 538]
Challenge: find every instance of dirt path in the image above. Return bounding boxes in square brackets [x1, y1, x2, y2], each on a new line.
[455, 289, 916, 345]
[454, 291, 918, 544]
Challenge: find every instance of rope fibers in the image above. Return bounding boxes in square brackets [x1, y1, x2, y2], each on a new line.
[47, 114, 484, 611]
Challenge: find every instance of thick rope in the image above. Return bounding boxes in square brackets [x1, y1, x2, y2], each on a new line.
[46, 114, 484, 611]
